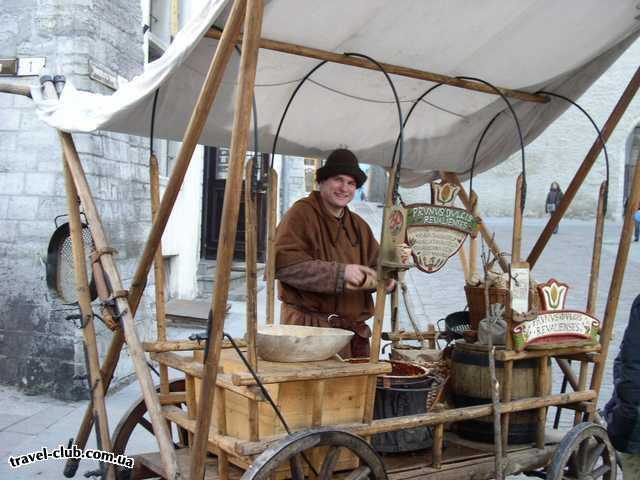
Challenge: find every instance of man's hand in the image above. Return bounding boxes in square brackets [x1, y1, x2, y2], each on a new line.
[345, 264, 376, 287]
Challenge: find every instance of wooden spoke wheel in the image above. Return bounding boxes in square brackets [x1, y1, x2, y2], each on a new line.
[112, 379, 188, 478]
[241, 428, 387, 480]
[546, 422, 617, 480]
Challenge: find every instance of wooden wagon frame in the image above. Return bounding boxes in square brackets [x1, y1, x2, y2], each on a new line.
[2, 1, 640, 479]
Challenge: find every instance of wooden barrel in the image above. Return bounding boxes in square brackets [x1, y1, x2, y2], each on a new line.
[451, 342, 547, 444]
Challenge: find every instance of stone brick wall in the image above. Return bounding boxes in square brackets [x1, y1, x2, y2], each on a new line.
[0, 0, 154, 400]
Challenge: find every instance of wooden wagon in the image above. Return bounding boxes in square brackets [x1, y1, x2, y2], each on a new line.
[2, 1, 640, 479]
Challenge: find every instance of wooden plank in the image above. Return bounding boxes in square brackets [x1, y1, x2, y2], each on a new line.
[204, 30, 548, 104]
[495, 344, 600, 361]
[151, 352, 264, 401]
[587, 182, 607, 314]
[528, 65, 640, 268]
[136, 448, 243, 480]
[229, 359, 391, 386]
[536, 357, 550, 448]
[233, 390, 596, 456]
[468, 192, 478, 280]
[386, 445, 555, 480]
[143, 338, 245, 352]
[215, 386, 230, 480]
[159, 392, 187, 405]
[191, 1, 263, 478]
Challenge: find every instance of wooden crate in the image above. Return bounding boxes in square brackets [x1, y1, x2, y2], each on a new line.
[191, 349, 386, 478]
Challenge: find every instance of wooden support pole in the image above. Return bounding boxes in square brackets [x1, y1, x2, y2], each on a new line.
[575, 363, 589, 425]
[60, 132, 179, 480]
[244, 158, 260, 442]
[588, 149, 640, 412]
[190, 1, 262, 479]
[150, 153, 169, 395]
[511, 174, 524, 263]
[587, 182, 607, 315]
[215, 386, 229, 480]
[528, 65, 640, 268]
[536, 357, 550, 448]
[468, 192, 479, 280]
[432, 422, 444, 469]
[440, 171, 509, 272]
[266, 168, 278, 325]
[204, 30, 548, 104]
[62, 161, 115, 480]
[128, 0, 248, 314]
[458, 241, 470, 283]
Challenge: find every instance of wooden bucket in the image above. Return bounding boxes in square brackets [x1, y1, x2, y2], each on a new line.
[451, 342, 547, 444]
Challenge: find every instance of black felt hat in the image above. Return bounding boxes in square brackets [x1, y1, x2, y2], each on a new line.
[316, 149, 367, 188]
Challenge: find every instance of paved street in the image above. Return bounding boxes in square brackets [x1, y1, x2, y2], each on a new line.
[2, 208, 639, 479]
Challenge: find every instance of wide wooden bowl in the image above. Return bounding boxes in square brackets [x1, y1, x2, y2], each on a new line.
[256, 324, 354, 362]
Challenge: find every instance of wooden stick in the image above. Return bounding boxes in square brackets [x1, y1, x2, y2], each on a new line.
[457, 241, 470, 283]
[231, 390, 597, 457]
[215, 386, 229, 480]
[391, 284, 400, 335]
[128, 0, 248, 315]
[244, 158, 259, 371]
[468, 192, 479, 280]
[440, 171, 509, 272]
[204, 30, 548, 104]
[191, 1, 262, 478]
[0, 82, 31, 97]
[528, 65, 640, 268]
[536, 357, 550, 448]
[432, 422, 444, 469]
[186, 375, 197, 446]
[587, 182, 607, 315]
[501, 361, 513, 451]
[266, 168, 278, 325]
[150, 153, 169, 395]
[143, 338, 245, 352]
[62, 161, 115, 480]
[588, 150, 640, 412]
[60, 133, 179, 480]
[511, 174, 524, 263]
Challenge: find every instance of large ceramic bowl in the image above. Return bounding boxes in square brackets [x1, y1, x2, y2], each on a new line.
[256, 325, 354, 362]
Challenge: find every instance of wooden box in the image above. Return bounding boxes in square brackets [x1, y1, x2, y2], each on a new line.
[190, 349, 389, 478]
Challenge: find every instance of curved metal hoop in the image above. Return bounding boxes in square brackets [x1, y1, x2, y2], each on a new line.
[536, 90, 610, 214]
[270, 53, 405, 202]
[457, 76, 527, 211]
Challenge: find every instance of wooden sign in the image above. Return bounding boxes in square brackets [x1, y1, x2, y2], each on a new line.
[380, 205, 412, 269]
[512, 310, 600, 351]
[510, 262, 530, 315]
[405, 191, 478, 273]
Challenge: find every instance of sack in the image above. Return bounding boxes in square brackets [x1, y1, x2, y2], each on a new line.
[478, 316, 507, 345]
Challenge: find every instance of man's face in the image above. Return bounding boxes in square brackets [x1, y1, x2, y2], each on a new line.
[318, 174, 357, 210]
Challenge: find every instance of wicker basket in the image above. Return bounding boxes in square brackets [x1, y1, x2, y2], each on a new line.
[464, 285, 511, 330]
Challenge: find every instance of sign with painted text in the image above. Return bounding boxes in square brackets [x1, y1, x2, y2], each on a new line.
[405, 201, 478, 273]
[512, 310, 600, 351]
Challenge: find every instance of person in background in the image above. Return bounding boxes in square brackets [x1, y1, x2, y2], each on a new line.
[274, 148, 393, 358]
[604, 294, 640, 478]
[545, 182, 564, 234]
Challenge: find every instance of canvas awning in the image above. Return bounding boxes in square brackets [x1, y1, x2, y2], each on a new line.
[32, 0, 640, 186]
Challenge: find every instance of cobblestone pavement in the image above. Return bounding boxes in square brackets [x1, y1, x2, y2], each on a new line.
[1, 208, 638, 479]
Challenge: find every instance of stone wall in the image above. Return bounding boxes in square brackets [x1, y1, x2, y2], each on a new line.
[0, 0, 154, 400]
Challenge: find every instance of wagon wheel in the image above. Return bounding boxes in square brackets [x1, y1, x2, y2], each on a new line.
[112, 379, 189, 478]
[546, 422, 617, 480]
[241, 428, 387, 480]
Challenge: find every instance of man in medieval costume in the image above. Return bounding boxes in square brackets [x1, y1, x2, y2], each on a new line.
[274, 148, 392, 358]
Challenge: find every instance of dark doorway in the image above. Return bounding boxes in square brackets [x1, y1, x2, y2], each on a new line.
[201, 147, 268, 261]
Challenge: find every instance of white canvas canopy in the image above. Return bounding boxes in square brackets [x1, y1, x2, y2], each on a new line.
[32, 0, 640, 186]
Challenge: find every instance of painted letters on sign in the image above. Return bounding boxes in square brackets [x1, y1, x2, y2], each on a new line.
[512, 310, 600, 351]
[405, 203, 478, 273]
